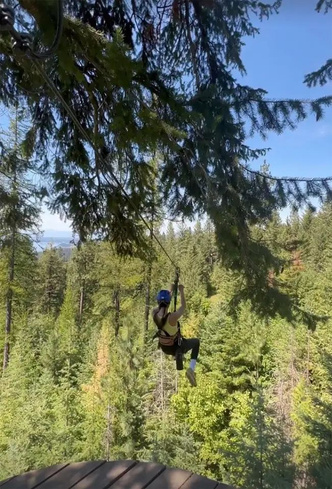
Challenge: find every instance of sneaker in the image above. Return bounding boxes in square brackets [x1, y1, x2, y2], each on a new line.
[186, 368, 197, 387]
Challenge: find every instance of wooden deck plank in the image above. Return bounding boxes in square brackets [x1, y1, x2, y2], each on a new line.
[215, 484, 235, 489]
[109, 461, 165, 489]
[1, 464, 68, 489]
[180, 473, 219, 489]
[71, 460, 136, 489]
[37, 461, 105, 489]
[0, 477, 15, 487]
[145, 467, 192, 489]
[0, 461, 234, 489]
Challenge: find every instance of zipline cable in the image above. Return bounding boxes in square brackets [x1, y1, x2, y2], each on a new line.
[10, 20, 330, 273]
[30, 58, 179, 270]
[3, 5, 332, 184]
[28, 60, 331, 276]
[8, 9, 332, 186]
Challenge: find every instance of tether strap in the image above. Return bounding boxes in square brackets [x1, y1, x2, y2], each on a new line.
[173, 268, 182, 346]
[173, 268, 180, 312]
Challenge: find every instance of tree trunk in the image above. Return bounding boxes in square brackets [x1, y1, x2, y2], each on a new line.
[3, 227, 15, 373]
[144, 260, 152, 331]
[114, 287, 120, 336]
[79, 280, 85, 321]
[47, 259, 53, 315]
[3, 107, 18, 373]
[160, 350, 164, 415]
[306, 329, 310, 384]
[76, 240, 85, 324]
[105, 403, 112, 461]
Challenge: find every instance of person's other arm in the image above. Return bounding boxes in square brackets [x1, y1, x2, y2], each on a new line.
[169, 284, 186, 325]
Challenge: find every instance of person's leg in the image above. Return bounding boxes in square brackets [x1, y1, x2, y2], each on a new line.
[181, 338, 200, 386]
[182, 338, 200, 364]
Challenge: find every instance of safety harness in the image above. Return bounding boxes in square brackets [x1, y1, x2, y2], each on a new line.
[154, 269, 182, 348]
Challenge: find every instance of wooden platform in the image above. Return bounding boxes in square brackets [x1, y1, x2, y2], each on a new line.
[0, 460, 233, 489]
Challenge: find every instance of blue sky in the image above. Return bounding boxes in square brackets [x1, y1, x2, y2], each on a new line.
[241, 0, 332, 177]
[1, 1, 331, 233]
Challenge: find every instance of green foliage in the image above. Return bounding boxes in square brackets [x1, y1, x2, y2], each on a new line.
[304, 59, 332, 87]
[36, 246, 67, 316]
[220, 389, 295, 489]
[0, 1, 331, 320]
[0, 106, 41, 371]
[1, 207, 332, 488]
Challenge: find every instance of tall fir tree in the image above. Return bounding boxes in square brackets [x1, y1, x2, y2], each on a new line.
[0, 106, 40, 371]
[36, 246, 67, 317]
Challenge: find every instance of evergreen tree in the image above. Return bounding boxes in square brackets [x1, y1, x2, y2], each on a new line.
[36, 246, 66, 317]
[0, 106, 40, 371]
[52, 284, 80, 380]
[91, 242, 143, 336]
[67, 242, 98, 325]
[296, 319, 332, 488]
[138, 347, 179, 466]
[79, 322, 112, 460]
[0, 314, 50, 478]
[220, 388, 295, 489]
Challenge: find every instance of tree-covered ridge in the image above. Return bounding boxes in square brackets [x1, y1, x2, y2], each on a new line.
[0, 1, 332, 320]
[0, 207, 332, 487]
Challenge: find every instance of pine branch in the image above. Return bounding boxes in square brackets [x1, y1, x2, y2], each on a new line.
[316, 0, 332, 12]
[239, 95, 332, 134]
[304, 59, 332, 88]
[237, 162, 332, 184]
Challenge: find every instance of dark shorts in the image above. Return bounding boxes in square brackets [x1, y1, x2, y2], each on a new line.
[160, 337, 200, 360]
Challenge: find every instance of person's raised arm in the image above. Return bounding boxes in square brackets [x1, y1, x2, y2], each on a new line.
[169, 284, 186, 326]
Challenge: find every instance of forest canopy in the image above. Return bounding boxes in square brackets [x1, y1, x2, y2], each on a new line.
[0, 1, 332, 315]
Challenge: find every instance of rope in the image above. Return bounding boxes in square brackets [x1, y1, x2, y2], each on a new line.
[17, 24, 331, 276]
[173, 268, 180, 312]
[173, 268, 182, 345]
[29, 63, 329, 283]
[5, 4, 332, 186]
[30, 58, 179, 270]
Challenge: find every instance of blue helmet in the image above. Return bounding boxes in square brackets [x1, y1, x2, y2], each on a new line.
[156, 290, 171, 305]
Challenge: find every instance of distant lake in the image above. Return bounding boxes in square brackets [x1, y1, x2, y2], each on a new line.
[34, 236, 74, 251]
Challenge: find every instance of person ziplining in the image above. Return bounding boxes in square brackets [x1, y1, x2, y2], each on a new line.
[152, 273, 200, 387]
